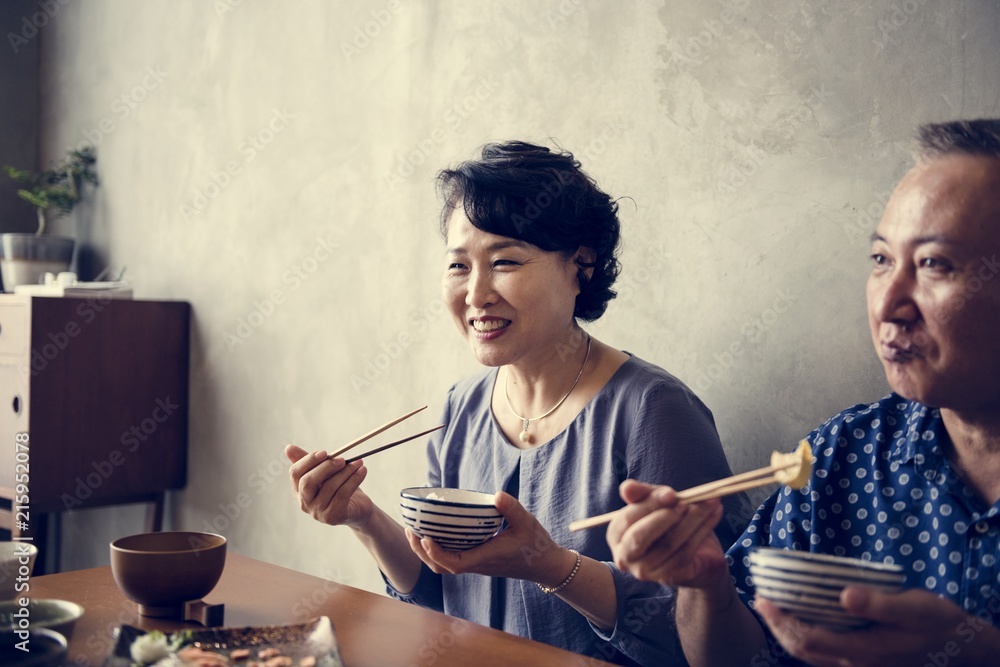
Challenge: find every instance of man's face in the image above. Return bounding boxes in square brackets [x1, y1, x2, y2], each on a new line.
[867, 154, 1000, 413]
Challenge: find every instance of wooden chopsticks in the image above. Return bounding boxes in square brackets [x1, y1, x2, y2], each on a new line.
[330, 406, 427, 458]
[568, 460, 799, 532]
[344, 424, 446, 463]
[675, 459, 799, 504]
[328, 405, 445, 463]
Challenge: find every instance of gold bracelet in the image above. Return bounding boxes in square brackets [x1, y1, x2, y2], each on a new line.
[538, 550, 582, 594]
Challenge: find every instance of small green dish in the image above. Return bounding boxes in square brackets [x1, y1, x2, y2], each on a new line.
[0, 599, 84, 639]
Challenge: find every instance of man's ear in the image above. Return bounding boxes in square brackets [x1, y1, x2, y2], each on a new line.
[573, 246, 597, 282]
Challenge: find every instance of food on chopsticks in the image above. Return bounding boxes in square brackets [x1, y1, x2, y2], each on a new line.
[677, 438, 815, 503]
[770, 439, 814, 488]
[568, 439, 816, 531]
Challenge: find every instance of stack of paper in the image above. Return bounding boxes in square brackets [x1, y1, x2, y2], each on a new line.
[13, 281, 133, 299]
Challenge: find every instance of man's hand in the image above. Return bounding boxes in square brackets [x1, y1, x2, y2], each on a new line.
[757, 586, 1000, 667]
[606, 480, 728, 588]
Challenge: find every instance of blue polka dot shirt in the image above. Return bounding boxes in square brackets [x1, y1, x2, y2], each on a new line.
[727, 394, 1000, 631]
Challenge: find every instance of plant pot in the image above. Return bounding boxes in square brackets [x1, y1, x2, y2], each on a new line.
[0, 233, 76, 292]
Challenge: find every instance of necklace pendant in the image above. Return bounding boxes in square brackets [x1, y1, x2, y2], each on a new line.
[502, 334, 591, 448]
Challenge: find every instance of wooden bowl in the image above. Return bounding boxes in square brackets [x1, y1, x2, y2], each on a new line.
[110, 532, 226, 618]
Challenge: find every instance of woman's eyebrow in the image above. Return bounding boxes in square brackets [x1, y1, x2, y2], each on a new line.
[485, 240, 532, 252]
[447, 240, 532, 254]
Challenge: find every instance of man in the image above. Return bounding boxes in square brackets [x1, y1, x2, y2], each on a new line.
[606, 119, 1000, 666]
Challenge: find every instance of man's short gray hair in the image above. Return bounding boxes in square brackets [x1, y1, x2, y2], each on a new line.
[917, 119, 1000, 160]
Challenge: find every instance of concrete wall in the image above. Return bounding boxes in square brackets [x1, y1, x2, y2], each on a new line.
[26, 0, 1000, 593]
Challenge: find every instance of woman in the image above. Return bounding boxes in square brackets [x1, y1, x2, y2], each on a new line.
[287, 141, 749, 665]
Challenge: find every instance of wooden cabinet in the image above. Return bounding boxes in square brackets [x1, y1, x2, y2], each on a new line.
[0, 295, 190, 571]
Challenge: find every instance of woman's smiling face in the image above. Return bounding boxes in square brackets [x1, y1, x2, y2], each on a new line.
[442, 206, 583, 368]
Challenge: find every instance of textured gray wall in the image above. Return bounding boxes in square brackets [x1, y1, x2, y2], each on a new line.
[28, 0, 1000, 593]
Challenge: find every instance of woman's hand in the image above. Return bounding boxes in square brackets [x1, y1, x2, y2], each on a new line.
[285, 444, 373, 528]
[756, 587, 1000, 667]
[405, 491, 576, 586]
[606, 479, 728, 588]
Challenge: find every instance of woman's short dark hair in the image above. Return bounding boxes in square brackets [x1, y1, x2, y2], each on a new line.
[436, 140, 621, 322]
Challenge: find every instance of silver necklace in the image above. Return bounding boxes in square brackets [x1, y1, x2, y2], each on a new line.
[503, 334, 592, 444]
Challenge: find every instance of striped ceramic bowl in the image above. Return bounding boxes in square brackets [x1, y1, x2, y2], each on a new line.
[750, 547, 905, 630]
[400, 487, 503, 551]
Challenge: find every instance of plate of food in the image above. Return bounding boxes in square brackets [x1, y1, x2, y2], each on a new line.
[103, 616, 343, 667]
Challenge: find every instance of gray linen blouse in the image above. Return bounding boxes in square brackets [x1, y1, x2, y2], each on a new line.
[386, 355, 750, 666]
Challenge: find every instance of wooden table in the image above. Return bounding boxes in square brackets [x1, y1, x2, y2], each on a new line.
[30, 553, 615, 666]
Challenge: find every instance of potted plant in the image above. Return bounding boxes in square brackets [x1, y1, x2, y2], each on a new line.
[1, 146, 97, 291]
